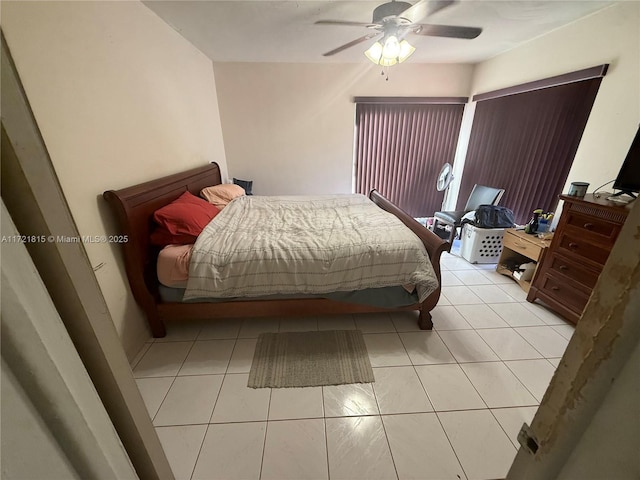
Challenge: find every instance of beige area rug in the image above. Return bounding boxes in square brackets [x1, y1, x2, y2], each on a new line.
[248, 329, 374, 388]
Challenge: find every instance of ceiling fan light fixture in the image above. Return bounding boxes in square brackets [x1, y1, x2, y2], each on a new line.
[365, 36, 415, 66]
[364, 41, 384, 64]
[382, 35, 401, 58]
[397, 39, 416, 62]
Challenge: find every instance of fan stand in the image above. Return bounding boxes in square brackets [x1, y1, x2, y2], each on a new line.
[431, 162, 455, 239]
[441, 185, 450, 211]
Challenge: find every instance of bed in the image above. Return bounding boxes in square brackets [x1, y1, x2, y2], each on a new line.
[103, 163, 450, 337]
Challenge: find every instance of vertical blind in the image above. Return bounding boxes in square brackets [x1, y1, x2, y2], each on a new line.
[459, 78, 603, 223]
[355, 102, 465, 218]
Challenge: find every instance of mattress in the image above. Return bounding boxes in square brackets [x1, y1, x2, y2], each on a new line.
[157, 196, 437, 308]
[157, 245, 420, 307]
[185, 194, 438, 301]
[157, 244, 192, 289]
[156, 196, 431, 308]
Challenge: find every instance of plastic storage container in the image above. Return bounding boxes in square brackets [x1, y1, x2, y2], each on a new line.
[459, 224, 505, 264]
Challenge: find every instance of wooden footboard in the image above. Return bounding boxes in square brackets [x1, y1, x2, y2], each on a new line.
[369, 189, 450, 329]
[104, 163, 450, 337]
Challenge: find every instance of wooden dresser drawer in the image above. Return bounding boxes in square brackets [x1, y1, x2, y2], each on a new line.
[547, 253, 600, 290]
[557, 233, 611, 265]
[565, 211, 619, 241]
[538, 274, 590, 313]
[503, 231, 543, 262]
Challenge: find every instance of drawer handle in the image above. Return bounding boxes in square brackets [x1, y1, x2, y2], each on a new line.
[514, 242, 527, 249]
[584, 223, 594, 230]
[568, 242, 579, 249]
[551, 286, 560, 291]
[559, 265, 569, 271]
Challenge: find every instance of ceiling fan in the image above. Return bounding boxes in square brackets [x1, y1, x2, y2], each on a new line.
[315, 0, 482, 65]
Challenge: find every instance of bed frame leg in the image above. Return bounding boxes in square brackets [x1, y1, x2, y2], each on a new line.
[147, 313, 167, 338]
[418, 310, 434, 330]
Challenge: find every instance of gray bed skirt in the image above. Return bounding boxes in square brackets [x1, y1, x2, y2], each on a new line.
[158, 284, 419, 308]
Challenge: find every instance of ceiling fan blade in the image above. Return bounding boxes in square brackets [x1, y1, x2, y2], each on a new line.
[412, 24, 482, 39]
[401, 0, 455, 24]
[322, 32, 381, 57]
[315, 20, 377, 28]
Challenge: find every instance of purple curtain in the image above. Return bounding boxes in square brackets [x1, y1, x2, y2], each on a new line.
[355, 102, 464, 217]
[459, 78, 602, 223]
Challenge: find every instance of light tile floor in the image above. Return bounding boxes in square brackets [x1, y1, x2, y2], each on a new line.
[132, 247, 574, 480]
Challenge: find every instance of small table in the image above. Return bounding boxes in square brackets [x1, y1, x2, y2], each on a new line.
[496, 228, 553, 293]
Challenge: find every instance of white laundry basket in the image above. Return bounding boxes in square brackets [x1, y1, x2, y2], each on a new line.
[459, 224, 505, 264]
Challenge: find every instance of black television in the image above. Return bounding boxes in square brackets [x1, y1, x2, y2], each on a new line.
[611, 126, 640, 199]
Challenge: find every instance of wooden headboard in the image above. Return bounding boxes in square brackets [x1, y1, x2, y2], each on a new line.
[103, 163, 222, 311]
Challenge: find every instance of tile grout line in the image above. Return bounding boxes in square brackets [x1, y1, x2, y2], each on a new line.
[431, 409, 471, 480]
[487, 407, 526, 451]
[188, 423, 210, 480]
[368, 358, 400, 480]
[321, 385, 331, 480]
[223, 335, 241, 377]
[378, 414, 401, 480]
[453, 306, 545, 410]
[130, 342, 152, 370]
[381, 325, 424, 479]
[508, 326, 555, 360]
[408, 329, 456, 413]
[175, 338, 199, 377]
[142, 338, 199, 427]
[472, 324, 546, 361]
[257, 372, 274, 480]
[502, 361, 549, 404]
[485, 302, 544, 328]
[150, 376, 179, 425]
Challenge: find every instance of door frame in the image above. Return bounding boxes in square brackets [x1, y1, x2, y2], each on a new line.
[1, 32, 173, 480]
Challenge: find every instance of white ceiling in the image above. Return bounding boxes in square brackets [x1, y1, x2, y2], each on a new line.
[143, 0, 614, 64]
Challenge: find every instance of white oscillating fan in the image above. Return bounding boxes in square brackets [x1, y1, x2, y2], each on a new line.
[436, 163, 454, 210]
[436, 163, 454, 191]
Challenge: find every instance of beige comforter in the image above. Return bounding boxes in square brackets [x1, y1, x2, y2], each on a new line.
[183, 194, 438, 302]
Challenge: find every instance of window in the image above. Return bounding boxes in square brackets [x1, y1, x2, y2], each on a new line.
[459, 66, 607, 223]
[354, 98, 466, 217]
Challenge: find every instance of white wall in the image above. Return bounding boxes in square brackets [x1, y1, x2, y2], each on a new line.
[2, 0, 228, 356]
[214, 62, 473, 195]
[471, 2, 640, 197]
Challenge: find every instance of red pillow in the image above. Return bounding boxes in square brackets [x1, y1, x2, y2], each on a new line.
[153, 191, 220, 237]
[150, 227, 197, 247]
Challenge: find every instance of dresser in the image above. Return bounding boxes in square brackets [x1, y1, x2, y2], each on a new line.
[527, 194, 631, 324]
